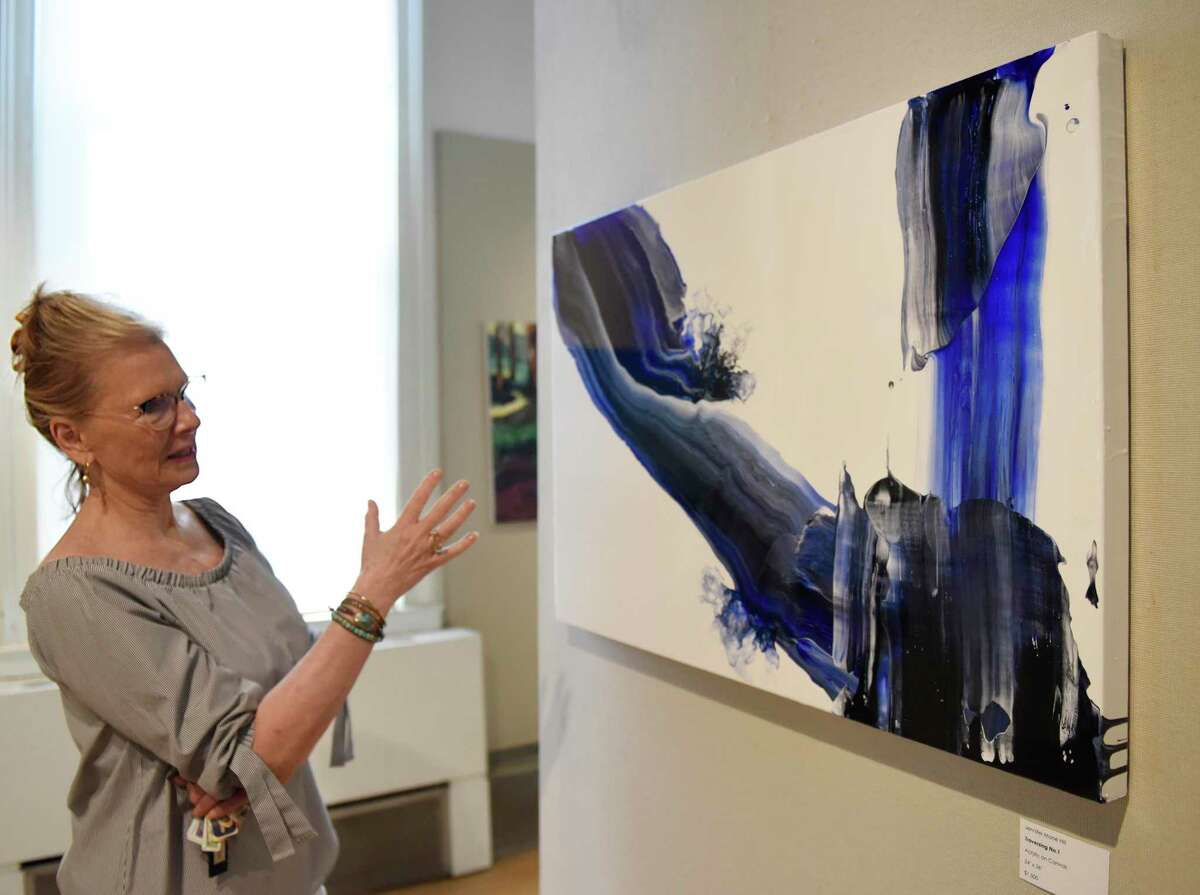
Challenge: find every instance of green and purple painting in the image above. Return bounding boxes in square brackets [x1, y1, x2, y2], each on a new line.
[487, 321, 537, 523]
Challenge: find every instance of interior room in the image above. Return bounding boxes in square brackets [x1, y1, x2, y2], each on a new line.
[1, 2, 1198, 894]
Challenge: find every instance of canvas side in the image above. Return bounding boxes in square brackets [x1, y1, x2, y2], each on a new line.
[1097, 33, 1131, 802]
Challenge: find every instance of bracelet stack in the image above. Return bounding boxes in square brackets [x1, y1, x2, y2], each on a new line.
[330, 592, 386, 643]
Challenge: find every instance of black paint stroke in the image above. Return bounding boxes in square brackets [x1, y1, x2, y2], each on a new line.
[1086, 540, 1100, 608]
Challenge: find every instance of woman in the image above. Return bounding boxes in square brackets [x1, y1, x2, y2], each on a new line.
[10, 285, 479, 893]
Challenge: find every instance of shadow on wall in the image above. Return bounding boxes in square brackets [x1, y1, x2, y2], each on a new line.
[565, 626, 1129, 846]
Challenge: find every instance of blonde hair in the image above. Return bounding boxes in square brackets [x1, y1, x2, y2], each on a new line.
[9, 284, 165, 511]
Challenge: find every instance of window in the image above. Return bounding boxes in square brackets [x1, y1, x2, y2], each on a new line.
[1, 0, 37, 646]
[25, 1, 418, 619]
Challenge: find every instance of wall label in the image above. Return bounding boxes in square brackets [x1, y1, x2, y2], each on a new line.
[1019, 818, 1110, 894]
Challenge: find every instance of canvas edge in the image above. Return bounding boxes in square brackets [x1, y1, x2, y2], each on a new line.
[1094, 30, 1131, 803]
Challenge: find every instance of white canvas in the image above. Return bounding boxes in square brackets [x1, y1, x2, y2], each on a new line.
[551, 32, 1127, 800]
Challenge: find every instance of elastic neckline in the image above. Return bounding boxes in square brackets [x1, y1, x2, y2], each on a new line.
[32, 498, 235, 588]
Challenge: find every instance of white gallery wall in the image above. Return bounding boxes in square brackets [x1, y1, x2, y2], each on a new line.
[437, 132, 537, 753]
[537, 1, 1200, 892]
[426, 0, 538, 752]
[426, 0, 534, 143]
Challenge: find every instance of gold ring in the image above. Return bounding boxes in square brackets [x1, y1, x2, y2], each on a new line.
[429, 530, 445, 556]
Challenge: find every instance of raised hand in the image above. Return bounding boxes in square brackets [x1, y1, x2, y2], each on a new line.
[354, 468, 479, 612]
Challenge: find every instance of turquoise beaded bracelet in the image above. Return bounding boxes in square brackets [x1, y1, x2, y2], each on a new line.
[329, 609, 383, 643]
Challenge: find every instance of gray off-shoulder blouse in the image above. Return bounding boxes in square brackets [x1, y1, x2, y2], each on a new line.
[19, 497, 353, 895]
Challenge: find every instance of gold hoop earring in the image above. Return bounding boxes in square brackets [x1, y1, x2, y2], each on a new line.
[81, 463, 91, 488]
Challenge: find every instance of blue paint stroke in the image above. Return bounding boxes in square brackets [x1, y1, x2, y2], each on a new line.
[897, 47, 1052, 519]
[897, 47, 1052, 369]
[554, 221, 851, 700]
[570, 206, 755, 403]
[931, 172, 1046, 516]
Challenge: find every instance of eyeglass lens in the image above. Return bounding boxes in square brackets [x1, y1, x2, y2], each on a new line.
[141, 380, 200, 430]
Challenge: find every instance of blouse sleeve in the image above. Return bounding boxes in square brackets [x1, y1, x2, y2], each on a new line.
[21, 570, 318, 862]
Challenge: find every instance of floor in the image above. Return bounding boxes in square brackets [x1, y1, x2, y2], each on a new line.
[386, 850, 538, 895]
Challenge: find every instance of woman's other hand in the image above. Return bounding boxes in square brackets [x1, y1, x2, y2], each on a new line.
[354, 468, 479, 613]
[171, 774, 250, 820]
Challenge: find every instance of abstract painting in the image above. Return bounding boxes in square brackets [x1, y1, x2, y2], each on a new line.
[550, 33, 1128, 800]
[487, 321, 538, 522]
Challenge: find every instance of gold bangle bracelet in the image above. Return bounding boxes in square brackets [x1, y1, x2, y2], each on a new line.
[344, 592, 386, 628]
[336, 600, 385, 635]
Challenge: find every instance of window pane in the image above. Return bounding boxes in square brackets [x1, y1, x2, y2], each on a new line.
[33, 1, 400, 615]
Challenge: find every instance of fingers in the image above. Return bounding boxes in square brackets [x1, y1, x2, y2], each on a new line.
[422, 479, 472, 531]
[431, 495, 477, 541]
[191, 791, 219, 818]
[181, 778, 248, 820]
[431, 530, 480, 565]
[186, 781, 204, 805]
[206, 789, 249, 820]
[362, 499, 380, 567]
[400, 468, 444, 523]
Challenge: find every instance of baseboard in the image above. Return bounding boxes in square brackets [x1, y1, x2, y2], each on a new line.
[489, 744, 539, 860]
[326, 786, 448, 894]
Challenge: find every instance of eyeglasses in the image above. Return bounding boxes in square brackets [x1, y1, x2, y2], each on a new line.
[87, 375, 205, 431]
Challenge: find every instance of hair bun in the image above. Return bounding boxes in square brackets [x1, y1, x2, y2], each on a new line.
[9, 283, 50, 375]
[10, 298, 38, 375]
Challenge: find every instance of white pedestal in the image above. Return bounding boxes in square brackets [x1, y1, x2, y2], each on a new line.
[447, 773, 493, 876]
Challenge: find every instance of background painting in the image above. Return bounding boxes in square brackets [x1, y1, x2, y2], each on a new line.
[487, 321, 538, 522]
[551, 33, 1127, 800]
